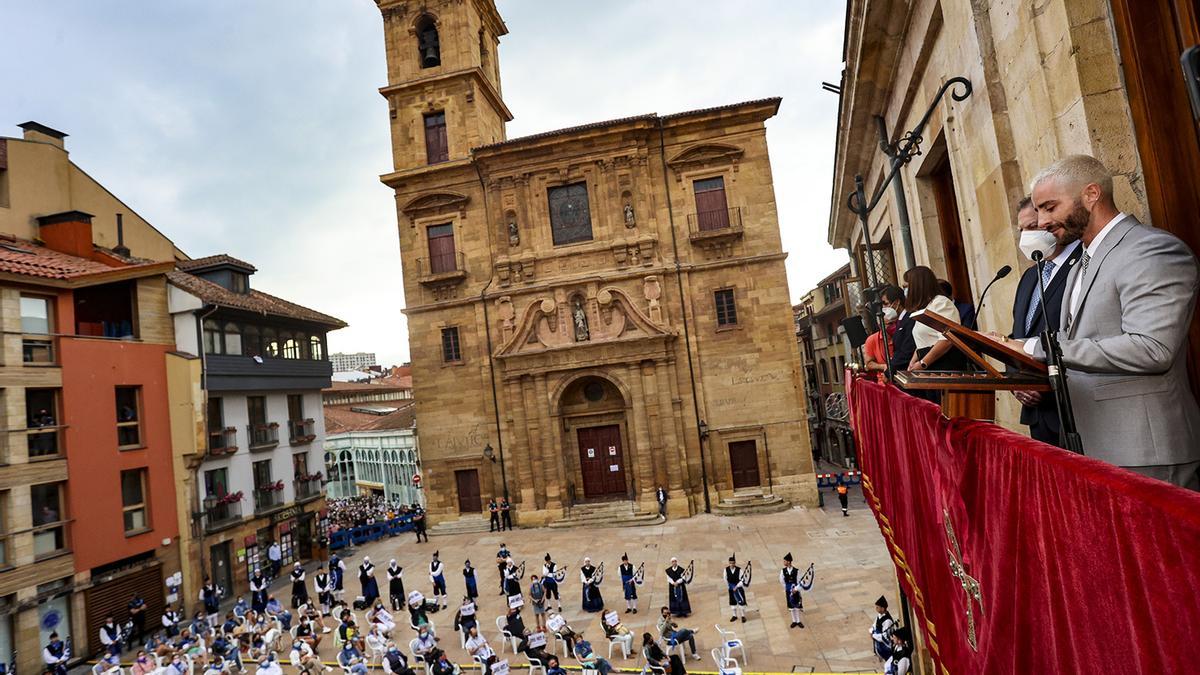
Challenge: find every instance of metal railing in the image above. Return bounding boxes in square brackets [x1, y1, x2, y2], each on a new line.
[686, 206, 743, 236]
[247, 424, 279, 451]
[295, 477, 322, 501]
[415, 251, 466, 278]
[208, 428, 238, 456]
[253, 488, 284, 513]
[288, 419, 316, 445]
[203, 498, 242, 531]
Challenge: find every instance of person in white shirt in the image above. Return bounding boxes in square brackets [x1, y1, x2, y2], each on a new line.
[369, 601, 397, 636]
[464, 625, 497, 674]
[255, 653, 283, 675]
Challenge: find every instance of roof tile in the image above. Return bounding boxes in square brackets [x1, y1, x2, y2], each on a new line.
[168, 270, 346, 328]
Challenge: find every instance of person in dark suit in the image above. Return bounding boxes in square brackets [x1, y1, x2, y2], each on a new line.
[1008, 196, 1082, 446]
[888, 289, 917, 378]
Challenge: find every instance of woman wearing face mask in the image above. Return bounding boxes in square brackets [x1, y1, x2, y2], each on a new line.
[864, 285, 905, 380]
[903, 266, 966, 398]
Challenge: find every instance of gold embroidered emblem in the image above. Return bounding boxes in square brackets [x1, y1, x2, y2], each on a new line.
[944, 508, 984, 651]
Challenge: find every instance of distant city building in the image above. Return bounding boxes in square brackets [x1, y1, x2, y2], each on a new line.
[329, 351, 378, 372]
[796, 264, 857, 466]
[323, 381, 422, 505]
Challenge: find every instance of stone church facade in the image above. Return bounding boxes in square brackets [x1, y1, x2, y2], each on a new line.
[376, 0, 815, 527]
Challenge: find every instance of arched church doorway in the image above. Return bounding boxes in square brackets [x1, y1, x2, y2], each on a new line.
[557, 374, 632, 503]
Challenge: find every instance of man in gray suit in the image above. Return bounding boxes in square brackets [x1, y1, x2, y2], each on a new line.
[993, 154, 1200, 489]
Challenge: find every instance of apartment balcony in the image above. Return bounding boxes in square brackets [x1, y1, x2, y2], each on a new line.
[247, 423, 279, 452]
[26, 426, 65, 460]
[686, 207, 744, 252]
[207, 427, 239, 457]
[204, 354, 333, 392]
[288, 419, 316, 445]
[202, 497, 243, 532]
[253, 486, 285, 514]
[415, 251, 467, 288]
[295, 476, 322, 502]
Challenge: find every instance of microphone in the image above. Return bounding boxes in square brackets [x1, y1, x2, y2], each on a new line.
[973, 265, 1012, 330]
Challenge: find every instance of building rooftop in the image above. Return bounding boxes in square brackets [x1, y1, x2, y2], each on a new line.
[0, 234, 169, 282]
[168, 269, 346, 328]
[177, 254, 257, 273]
[323, 378, 413, 394]
[324, 400, 416, 434]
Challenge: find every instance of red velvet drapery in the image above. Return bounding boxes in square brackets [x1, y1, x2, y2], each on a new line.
[848, 377, 1200, 674]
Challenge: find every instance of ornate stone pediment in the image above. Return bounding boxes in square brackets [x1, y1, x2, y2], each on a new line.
[400, 191, 470, 217]
[496, 284, 672, 358]
[666, 142, 744, 169]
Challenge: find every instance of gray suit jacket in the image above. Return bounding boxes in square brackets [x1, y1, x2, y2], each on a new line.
[1055, 214, 1200, 467]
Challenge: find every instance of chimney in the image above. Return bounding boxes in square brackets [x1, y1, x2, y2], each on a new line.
[37, 211, 95, 259]
[18, 121, 68, 149]
[113, 213, 131, 257]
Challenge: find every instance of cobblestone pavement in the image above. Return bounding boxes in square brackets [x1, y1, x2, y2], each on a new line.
[322, 488, 892, 674]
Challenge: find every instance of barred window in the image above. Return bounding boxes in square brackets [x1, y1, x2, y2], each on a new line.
[441, 327, 462, 363]
[714, 288, 738, 327]
[547, 182, 592, 245]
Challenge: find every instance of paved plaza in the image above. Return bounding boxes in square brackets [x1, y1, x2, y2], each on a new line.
[324, 490, 893, 674]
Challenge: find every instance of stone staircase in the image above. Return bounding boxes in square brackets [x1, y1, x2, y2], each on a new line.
[427, 514, 492, 535]
[712, 488, 792, 516]
[547, 500, 663, 529]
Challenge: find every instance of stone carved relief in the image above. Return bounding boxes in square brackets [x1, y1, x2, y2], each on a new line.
[506, 211, 519, 246]
[496, 286, 670, 357]
[496, 296, 515, 340]
[643, 275, 662, 324]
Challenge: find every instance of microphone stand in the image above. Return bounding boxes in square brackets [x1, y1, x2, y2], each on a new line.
[1031, 250, 1084, 454]
[974, 270, 1007, 330]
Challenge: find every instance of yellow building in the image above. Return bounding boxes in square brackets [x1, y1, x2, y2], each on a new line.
[828, 0, 1200, 428]
[376, 0, 815, 529]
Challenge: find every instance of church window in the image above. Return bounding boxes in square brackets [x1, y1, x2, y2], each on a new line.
[417, 15, 441, 68]
[715, 288, 738, 327]
[441, 326, 462, 363]
[694, 176, 731, 231]
[424, 112, 448, 164]
[548, 182, 593, 245]
[426, 223, 457, 274]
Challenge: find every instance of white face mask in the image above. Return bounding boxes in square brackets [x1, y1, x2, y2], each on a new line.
[1018, 229, 1057, 261]
[882, 307, 898, 322]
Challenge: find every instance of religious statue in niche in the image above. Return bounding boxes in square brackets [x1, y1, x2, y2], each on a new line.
[507, 213, 520, 246]
[623, 202, 636, 228]
[571, 296, 590, 342]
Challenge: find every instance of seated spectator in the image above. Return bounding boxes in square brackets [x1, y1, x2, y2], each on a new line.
[545, 655, 566, 675]
[289, 638, 328, 674]
[369, 602, 397, 636]
[656, 607, 700, 661]
[464, 625, 497, 674]
[338, 641, 369, 675]
[599, 608, 633, 658]
[452, 598, 477, 635]
[255, 654, 283, 675]
[413, 625, 439, 657]
[265, 596, 292, 631]
[428, 648, 457, 675]
[572, 637, 612, 675]
[642, 632, 686, 675]
[130, 650, 156, 675]
[382, 642, 415, 675]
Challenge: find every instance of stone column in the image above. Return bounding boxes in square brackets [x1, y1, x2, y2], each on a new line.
[655, 360, 685, 493]
[534, 374, 565, 509]
[641, 360, 667, 488]
[626, 362, 654, 501]
[507, 377, 535, 510]
[522, 374, 547, 511]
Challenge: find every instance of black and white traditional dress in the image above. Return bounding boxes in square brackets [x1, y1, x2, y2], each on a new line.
[430, 556, 447, 600]
[870, 599, 895, 661]
[541, 557, 560, 602]
[619, 562, 637, 601]
[330, 554, 346, 593]
[388, 561, 406, 610]
[725, 564, 746, 607]
[291, 565, 308, 608]
[664, 563, 691, 617]
[780, 565, 802, 609]
[503, 561, 522, 598]
[580, 563, 603, 612]
[250, 571, 269, 612]
[360, 558, 380, 605]
[463, 562, 479, 600]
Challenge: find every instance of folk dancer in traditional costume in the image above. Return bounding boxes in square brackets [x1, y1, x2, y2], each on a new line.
[330, 553, 347, 603]
[314, 565, 334, 616]
[503, 557, 522, 598]
[725, 556, 747, 623]
[870, 595, 895, 661]
[360, 557, 380, 606]
[388, 560, 406, 611]
[664, 558, 691, 618]
[884, 626, 913, 675]
[99, 615, 122, 654]
[495, 543, 511, 595]
[463, 560, 479, 602]
[618, 554, 638, 614]
[656, 486, 668, 518]
[780, 553, 804, 628]
[429, 551, 448, 609]
[541, 554, 563, 612]
[200, 576, 222, 628]
[250, 568, 269, 613]
[291, 562, 309, 609]
[43, 631, 70, 675]
[580, 557, 604, 612]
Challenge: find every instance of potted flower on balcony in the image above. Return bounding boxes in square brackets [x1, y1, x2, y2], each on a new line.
[217, 491, 243, 505]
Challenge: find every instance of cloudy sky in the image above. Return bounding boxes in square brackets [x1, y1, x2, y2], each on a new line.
[0, 0, 847, 367]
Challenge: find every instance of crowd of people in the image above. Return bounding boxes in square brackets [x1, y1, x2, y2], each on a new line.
[327, 496, 419, 532]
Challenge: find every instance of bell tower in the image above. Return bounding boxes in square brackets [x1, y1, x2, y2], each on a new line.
[376, 0, 512, 172]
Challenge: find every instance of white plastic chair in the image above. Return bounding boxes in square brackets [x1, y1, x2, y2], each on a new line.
[711, 648, 741, 675]
[336, 649, 356, 675]
[527, 656, 546, 675]
[552, 631, 567, 656]
[713, 625, 746, 666]
[495, 616, 518, 654]
[641, 648, 666, 675]
[660, 635, 686, 661]
[409, 638, 431, 675]
[366, 632, 388, 667]
[606, 632, 631, 660]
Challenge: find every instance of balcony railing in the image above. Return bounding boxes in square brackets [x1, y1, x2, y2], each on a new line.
[288, 419, 316, 445]
[208, 427, 238, 457]
[415, 252, 468, 285]
[26, 426, 65, 459]
[686, 207, 744, 238]
[253, 488, 284, 513]
[202, 497, 242, 531]
[247, 423, 279, 451]
[295, 477, 322, 502]
[22, 336, 55, 364]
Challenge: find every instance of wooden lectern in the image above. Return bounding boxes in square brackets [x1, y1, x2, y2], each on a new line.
[894, 310, 1049, 420]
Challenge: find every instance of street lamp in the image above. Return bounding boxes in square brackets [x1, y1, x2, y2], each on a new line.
[483, 442, 509, 501]
[483, 443, 496, 462]
[698, 420, 709, 440]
